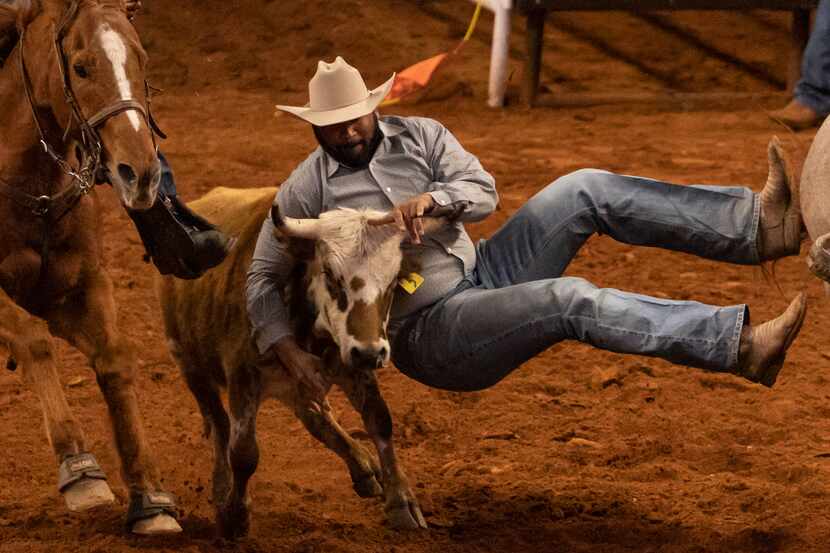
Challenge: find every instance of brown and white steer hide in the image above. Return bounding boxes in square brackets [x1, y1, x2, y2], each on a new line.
[157, 186, 429, 539]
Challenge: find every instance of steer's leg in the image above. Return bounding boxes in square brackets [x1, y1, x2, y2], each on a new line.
[46, 270, 180, 534]
[287, 386, 384, 499]
[217, 364, 261, 539]
[335, 371, 427, 529]
[169, 341, 232, 511]
[0, 289, 98, 510]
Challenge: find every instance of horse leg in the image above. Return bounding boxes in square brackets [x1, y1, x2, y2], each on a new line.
[335, 372, 427, 530]
[286, 389, 383, 499]
[45, 270, 180, 534]
[0, 289, 104, 510]
[216, 364, 261, 540]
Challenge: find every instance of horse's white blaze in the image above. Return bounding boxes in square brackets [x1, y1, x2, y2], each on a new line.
[98, 24, 140, 132]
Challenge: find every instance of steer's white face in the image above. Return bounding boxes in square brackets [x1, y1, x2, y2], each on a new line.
[275, 207, 404, 370]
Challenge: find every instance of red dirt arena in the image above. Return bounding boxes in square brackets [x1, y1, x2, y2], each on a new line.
[2, 1, 830, 551]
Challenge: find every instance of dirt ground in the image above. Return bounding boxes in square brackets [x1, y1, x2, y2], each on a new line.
[4, 1, 830, 551]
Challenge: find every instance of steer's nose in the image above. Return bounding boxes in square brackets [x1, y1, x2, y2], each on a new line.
[350, 346, 388, 370]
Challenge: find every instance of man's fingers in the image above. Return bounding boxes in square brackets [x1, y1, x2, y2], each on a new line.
[414, 215, 424, 238]
[393, 210, 407, 233]
[404, 213, 420, 243]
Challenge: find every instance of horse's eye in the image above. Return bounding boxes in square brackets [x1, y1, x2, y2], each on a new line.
[73, 64, 88, 78]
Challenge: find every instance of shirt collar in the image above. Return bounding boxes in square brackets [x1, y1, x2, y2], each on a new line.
[323, 118, 406, 177]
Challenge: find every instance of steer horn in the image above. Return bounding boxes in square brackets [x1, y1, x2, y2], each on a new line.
[367, 212, 445, 235]
[271, 204, 323, 240]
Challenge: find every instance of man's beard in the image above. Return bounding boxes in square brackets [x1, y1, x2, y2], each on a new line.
[314, 117, 383, 169]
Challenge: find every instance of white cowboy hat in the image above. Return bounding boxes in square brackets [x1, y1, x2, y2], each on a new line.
[276, 57, 395, 127]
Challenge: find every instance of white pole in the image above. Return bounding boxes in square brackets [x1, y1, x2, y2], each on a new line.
[488, 2, 512, 107]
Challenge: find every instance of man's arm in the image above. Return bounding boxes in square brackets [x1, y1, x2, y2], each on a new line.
[422, 118, 498, 223]
[246, 164, 327, 398]
[246, 215, 328, 398]
[385, 118, 498, 243]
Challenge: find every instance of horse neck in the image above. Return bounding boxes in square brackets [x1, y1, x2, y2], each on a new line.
[0, 40, 70, 196]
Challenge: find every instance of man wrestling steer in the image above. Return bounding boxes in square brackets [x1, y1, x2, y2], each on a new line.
[249, 56, 807, 399]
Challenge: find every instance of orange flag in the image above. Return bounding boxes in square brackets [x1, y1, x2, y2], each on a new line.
[382, 2, 482, 106]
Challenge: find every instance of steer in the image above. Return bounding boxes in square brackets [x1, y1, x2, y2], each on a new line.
[157, 186, 429, 538]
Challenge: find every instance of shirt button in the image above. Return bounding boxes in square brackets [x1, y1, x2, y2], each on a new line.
[446, 247, 453, 254]
[386, 187, 391, 192]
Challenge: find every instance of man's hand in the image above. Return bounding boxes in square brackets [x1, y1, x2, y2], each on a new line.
[390, 193, 435, 244]
[126, 0, 142, 20]
[273, 336, 328, 401]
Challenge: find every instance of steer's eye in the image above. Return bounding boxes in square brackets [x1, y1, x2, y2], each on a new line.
[73, 64, 88, 78]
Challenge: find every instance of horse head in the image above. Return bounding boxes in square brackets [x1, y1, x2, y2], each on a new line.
[3, 0, 159, 209]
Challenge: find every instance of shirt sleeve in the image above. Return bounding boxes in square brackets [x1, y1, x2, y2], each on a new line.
[421, 118, 498, 222]
[245, 156, 323, 354]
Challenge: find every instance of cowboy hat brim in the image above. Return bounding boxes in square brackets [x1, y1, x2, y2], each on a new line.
[276, 74, 395, 126]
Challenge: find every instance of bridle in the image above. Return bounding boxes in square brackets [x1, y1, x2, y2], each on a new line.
[0, 0, 165, 293]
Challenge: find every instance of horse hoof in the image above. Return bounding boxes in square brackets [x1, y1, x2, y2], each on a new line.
[131, 513, 183, 535]
[62, 477, 115, 512]
[386, 500, 428, 530]
[352, 474, 383, 498]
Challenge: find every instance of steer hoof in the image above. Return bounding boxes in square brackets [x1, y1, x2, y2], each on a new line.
[352, 473, 383, 498]
[385, 498, 428, 530]
[217, 502, 250, 540]
[132, 513, 182, 535]
[62, 477, 115, 512]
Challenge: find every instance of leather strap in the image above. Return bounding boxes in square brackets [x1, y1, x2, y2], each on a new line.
[57, 452, 108, 492]
[87, 99, 148, 128]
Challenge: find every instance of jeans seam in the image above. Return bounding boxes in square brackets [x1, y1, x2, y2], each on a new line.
[594, 321, 721, 345]
[749, 193, 761, 265]
[436, 310, 729, 370]
[517, 206, 756, 284]
[728, 305, 747, 371]
[437, 312, 563, 368]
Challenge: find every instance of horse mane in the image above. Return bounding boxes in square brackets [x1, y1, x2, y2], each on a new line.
[0, 1, 41, 33]
[0, 1, 42, 65]
[0, 0, 127, 67]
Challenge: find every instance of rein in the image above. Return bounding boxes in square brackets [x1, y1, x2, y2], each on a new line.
[0, 0, 164, 291]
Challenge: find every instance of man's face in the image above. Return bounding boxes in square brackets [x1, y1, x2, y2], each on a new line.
[314, 112, 379, 168]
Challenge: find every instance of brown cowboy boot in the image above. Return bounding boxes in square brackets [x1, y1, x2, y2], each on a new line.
[757, 137, 803, 262]
[769, 99, 825, 131]
[736, 292, 807, 387]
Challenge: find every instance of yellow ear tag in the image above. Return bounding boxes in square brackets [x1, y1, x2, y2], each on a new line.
[398, 272, 425, 295]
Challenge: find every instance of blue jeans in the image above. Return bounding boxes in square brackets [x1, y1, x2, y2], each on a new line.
[796, 0, 830, 114]
[157, 151, 177, 197]
[392, 169, 760, 392]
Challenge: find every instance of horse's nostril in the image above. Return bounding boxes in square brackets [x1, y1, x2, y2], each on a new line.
[117, 163, 137, 185]
[378, 347, 388, 360]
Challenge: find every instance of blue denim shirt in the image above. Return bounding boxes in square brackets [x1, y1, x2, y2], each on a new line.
[246, 115, 498, 354]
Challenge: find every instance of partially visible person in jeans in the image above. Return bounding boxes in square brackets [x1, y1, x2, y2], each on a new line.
[122, 0, 230, 279]
[771, 0, 830, 129]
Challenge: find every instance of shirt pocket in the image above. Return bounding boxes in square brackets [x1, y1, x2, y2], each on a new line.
[373, 153, 434, 203]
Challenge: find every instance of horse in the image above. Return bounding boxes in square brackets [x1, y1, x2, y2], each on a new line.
[0, 0, 179, 534]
